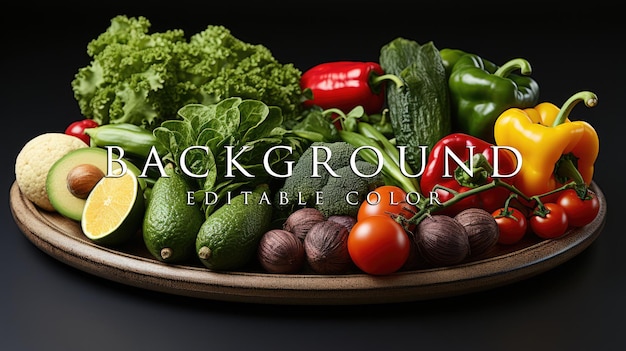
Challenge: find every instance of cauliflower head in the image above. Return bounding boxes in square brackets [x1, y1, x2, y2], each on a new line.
[15, 133, 87, 211]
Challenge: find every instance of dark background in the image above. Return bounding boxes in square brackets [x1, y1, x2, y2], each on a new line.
[2, 2, 623, 350]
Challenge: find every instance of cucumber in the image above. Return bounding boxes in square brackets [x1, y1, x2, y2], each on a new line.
[379, 38, 451, 172]
[196, 184, 273, 271]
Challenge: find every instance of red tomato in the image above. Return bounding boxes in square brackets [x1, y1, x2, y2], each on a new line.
[556, 189, 600, 228]
[65, 119, 99, 145]
[357, 185, 418, 223]
[492, 207, 528, 245]
[348, 215, 411, 275]
[529, 203, 569, 239]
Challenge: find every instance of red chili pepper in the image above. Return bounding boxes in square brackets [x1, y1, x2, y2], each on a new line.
[420, 133, 519, 216]
[300, 61, 402, 116]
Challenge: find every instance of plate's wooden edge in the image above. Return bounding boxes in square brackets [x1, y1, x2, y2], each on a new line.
[9, 181, 607, 305]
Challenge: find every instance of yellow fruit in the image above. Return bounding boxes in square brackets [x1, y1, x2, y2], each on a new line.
[81, 170, 144, 246]
[15, 133, 87, 211]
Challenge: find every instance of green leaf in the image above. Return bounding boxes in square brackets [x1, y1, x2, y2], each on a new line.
[178, 104, 210, 123]
[197, 128, 223, 152]
[219, 107, 243, 137]
[238, 100, 270, 137]
[154, 97, 299, 214]
[291, 108, 339, 143]
[215, 97, 242, 116]
[242, 105, 283, 142]
[201, 148, 218, 192]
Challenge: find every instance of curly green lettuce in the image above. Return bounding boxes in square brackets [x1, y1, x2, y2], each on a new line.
[72, 15, 303, 129]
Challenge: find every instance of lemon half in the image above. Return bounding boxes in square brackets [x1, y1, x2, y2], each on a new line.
[81, 170, 144, 246]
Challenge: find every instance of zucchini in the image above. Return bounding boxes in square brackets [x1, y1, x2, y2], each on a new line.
[379, 38, 451, 172]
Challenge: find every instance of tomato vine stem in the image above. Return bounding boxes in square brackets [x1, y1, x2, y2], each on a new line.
[407, 179, 581, 226]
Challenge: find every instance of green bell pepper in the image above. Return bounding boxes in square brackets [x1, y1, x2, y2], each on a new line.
[448, 53, 540, 143]
[440, 48, 475, 78]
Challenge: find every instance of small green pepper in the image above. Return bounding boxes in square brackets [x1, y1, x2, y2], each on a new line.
[84, 123, 167, 159]
[448, 53, 540, 143]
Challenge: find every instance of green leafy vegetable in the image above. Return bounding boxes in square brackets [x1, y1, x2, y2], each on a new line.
[274, 141, 384, 218]
[154, 97, 305, 216]
[290, 106, 341, 143]
[72, 15, 303, 129]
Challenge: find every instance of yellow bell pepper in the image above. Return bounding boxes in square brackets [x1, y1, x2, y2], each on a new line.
[494, 91, 599, 197]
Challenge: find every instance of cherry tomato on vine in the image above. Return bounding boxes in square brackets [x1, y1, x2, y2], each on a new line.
[65, 119, 99, 145]
[529, 203, 569, 239]
[348, 215, 411, 275]
[357, 185, 417, 222]
[492, 207, 527, 245]
[556, 189, 600, 228]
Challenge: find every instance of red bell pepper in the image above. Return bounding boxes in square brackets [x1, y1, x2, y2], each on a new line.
[300, 61, 402, 116]
[420, 133, 519, 216]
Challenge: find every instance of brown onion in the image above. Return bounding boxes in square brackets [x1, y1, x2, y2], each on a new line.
[257, 229, 305, 274]
[454, 208, 499, 257]
[401, 237, 430, 270]
[327, 215, 357, 232]
[416, 215, 469, 267]
[304, 220, 352, 274]
[283, 207, 326, 241]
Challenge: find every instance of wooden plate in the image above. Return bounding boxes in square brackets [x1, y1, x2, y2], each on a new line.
[9, 181, 607, 305]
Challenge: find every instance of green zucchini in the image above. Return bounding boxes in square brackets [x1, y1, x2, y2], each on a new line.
[379, 38, 451, 172]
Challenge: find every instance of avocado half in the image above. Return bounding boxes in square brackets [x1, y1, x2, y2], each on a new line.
[46, 147, 145, 221]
